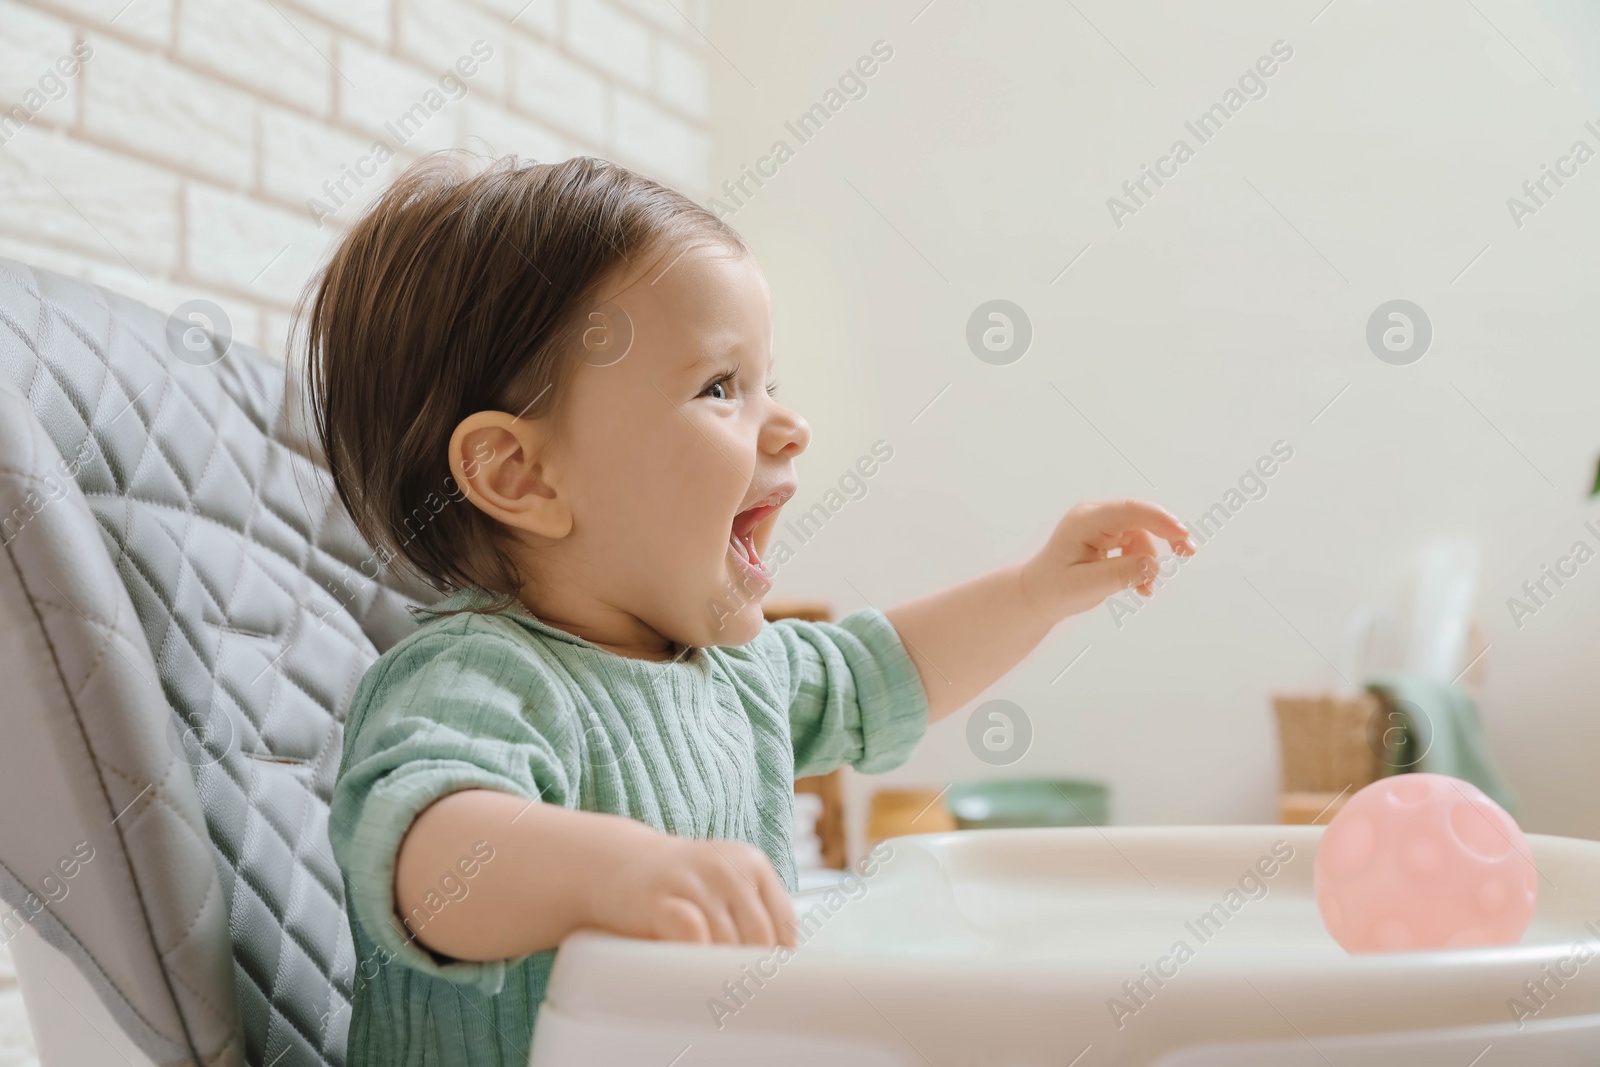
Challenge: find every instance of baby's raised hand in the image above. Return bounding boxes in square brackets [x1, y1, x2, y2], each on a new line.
[1020, 499, 1196, 620]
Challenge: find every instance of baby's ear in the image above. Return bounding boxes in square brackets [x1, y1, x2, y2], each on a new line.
[447, 412, 572, 539]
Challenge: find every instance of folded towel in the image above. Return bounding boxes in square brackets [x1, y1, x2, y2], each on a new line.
[1366, 673, 1517, 814]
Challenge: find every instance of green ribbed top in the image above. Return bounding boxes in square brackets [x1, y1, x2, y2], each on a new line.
[328, 586, 929, 1067]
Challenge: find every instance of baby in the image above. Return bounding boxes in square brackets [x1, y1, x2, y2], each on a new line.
[306, 154, 1194, 1066]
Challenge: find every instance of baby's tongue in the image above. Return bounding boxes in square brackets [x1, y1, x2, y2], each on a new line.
[731, 507, 764, 566]
[731, 526, 764, 571]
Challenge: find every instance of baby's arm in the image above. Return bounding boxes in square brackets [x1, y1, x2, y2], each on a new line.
[395, 789, 797, 959]
[885, 499, 1194, 722]
[332, 630, 798, 982]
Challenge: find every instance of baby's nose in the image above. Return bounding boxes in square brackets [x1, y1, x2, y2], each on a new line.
[766, 406, 811, 457]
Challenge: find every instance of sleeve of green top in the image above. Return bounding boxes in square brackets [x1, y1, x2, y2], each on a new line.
[328, 623, 576, 997]
[757, 607, 930, 778]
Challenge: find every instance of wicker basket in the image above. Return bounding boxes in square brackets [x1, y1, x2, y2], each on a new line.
[1272, 693, 1384, 820]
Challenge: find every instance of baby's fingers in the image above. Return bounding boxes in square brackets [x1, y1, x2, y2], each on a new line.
[712, 867, 777, 947]
[651, 896, 712, 943]
[1091, 499, 1193, 555]
[1116, 528, 1161, 563]
[1117, 528, 1162, 596]
[707, 841, 794, 947]
[756, 860, 797, 948]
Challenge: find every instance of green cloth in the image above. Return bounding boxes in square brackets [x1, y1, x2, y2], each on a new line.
[1366, 673, 1517, 813]
[327, 586, 929, 1067]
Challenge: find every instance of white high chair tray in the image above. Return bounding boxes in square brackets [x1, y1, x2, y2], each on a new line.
[531, 825, 1600, 1066]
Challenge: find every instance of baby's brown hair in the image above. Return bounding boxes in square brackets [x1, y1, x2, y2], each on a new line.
[298, 154, 744, 597]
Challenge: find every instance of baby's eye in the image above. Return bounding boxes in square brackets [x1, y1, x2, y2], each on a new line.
[701, 373, 735, 400]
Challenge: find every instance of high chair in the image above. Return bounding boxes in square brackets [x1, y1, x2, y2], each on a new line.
[532, 826, 1600, 1065]
[0, 259, 429, 1066]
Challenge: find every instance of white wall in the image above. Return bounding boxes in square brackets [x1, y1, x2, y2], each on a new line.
[0, 0, 711, 357]
[707, 0, 1600, 837]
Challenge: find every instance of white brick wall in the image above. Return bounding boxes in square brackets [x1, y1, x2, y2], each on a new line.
[84, 37, 256, 184]
[566, 0, 651, 89]
[398, 0, 513, 100]
[0, 127, 180, 272]
[177, 0, 335, 115]
[614, 87, 704, 189]
[655, 36, 708, 119]
[0, 3, 75, 102]
[510, 36, 606, 144]
[0, 0, 713, 358]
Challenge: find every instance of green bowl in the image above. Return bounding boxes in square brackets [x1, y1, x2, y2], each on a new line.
[945, 778, 1109, 830]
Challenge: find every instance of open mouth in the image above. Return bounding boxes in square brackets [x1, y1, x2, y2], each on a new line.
[728, 488, 792, 582]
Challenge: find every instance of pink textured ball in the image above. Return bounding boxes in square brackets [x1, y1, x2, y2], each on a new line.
[1314, 773, 1537, 953]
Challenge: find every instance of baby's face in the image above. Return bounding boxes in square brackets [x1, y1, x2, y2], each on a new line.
[547, 241, 810, 651]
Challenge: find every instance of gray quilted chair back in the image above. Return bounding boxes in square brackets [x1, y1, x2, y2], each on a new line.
[0, 260, 437, 1066]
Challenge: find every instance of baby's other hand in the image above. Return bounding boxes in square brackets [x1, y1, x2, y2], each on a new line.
[1020, 499, 1196, 620]
[590, 832, 797, 948]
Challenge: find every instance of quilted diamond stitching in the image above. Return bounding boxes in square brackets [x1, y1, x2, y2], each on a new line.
[12, 588, 228, 1058]
[0, 261, 438, 1067]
